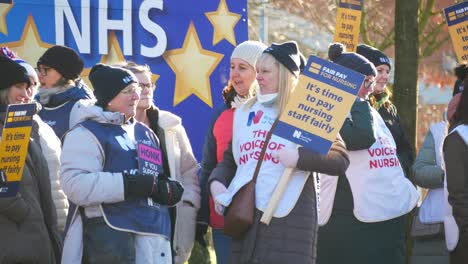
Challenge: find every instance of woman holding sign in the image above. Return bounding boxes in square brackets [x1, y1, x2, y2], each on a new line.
[317, 43, 418, 264]
[208, 41, 349, 264]
[60, 64, 184, 264]
[0, 56, 62, 263]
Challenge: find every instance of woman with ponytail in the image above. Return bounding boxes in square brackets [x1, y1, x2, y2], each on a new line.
[318, 43, 418, 264]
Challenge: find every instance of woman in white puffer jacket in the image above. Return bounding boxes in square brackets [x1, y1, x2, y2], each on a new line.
[9, 49, 70, 231]
[34, 114, 69, 230]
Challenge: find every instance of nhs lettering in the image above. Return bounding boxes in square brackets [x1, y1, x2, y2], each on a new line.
[55, 0, 166, 57]
[0, 0, 248, 162]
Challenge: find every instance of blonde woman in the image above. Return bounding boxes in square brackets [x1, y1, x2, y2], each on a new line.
[208, 42, 349, 264]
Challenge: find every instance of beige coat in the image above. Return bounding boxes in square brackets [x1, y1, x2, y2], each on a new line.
[149, 108, 200, 264]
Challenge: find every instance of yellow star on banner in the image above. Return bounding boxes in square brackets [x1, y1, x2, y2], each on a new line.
[82, 31, 160, 89]
[163, 22, 224, 107]
[4, 15, 52, 65]
[100, 31, 126, 65]
[0, 2, 13, 35]
[205, 0, 241, 46]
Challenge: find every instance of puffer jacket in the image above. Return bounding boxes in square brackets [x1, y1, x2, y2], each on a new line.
[412, 128, 445, 189]
[146, 105, 200, 264]
[0, 108, 62, 263]
[36, 79, 94, 139]
[197, 104, 227, 236]
[34, 115, 68, 230]
[60, 100, 172, 264]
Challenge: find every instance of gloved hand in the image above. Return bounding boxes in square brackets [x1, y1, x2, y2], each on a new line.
[122, 170, 155, 198]
[152, 177, 184, 206]
[272, 148, 299, 168]
[210, 181, 227, 215]
[122, 171, 184, 206]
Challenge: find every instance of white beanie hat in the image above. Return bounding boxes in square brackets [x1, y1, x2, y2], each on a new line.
[14, 58, 38, 83]
[231, 40, 267, 68]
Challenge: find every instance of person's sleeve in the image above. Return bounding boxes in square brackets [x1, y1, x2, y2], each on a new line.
[60, 126, 125, 206]
[340, 100, 376, 150]
[296, 134, 349, 176]
[207, 140, 237, 193]
[175, 125, 200, 209]
[444, 132, 468, 234]
[412, 130, 444, 188]
[197, 110, 221, 224]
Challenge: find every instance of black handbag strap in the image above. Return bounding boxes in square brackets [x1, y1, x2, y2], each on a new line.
[252, 119, 279, 183]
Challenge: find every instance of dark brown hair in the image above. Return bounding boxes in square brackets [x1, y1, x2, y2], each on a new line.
[222, 80, 237, 109]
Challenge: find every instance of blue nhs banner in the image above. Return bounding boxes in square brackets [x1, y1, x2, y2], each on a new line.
[0, 0, 248, 160]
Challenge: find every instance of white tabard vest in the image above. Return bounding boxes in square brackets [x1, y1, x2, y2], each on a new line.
[419, 122, 446, 224]
[329, 108, 419, 223]
[214, 101, 310, 218]
[444, 125, 468, 250]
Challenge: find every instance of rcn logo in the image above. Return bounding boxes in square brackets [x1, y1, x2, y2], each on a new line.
[247, 110, 264, 126]
[293, 130, 302, 139]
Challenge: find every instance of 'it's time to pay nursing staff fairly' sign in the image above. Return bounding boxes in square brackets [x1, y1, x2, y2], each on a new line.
[274, 55, 365, 154]
[0, 103, 35, 197]
[445, 1, 468, 62]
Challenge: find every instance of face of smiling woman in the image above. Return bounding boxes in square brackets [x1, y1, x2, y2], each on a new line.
[8, 82, 32, 104]
[373, 64, 390, 94]
[230, 58, 256, 97]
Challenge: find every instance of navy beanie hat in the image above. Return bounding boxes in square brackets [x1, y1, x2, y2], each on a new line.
[453, 63, 468, 96]
[263, 41, 306, 76]
[89, 64, 138, 107]
[356, 44, 392, 70]
[0, 56, 31, 90]
[328, 43, 377, 76]
[37, 45, 84, 80]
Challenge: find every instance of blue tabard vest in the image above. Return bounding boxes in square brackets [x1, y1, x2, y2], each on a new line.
[38, 100, 75, 140]
[67, 120, 171, 237]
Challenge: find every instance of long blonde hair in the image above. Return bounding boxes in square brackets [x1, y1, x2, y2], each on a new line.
[250, 53, 299, 114]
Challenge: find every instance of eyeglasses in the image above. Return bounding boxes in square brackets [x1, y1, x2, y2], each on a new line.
[363, 79, 376, 89]
[35, 66, 51, 76]
[139, 83, 154, 90]
[120, 86, 142, 95]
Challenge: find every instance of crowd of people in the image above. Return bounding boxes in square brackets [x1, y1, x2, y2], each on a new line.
[0, 38, 466, 264]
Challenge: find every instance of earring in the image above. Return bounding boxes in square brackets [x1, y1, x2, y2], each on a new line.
[108, 103, 112, 106]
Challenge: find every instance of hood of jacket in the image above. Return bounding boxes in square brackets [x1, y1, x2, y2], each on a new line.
[69, 99, 126, 128]
[36, 79, 94, 107]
